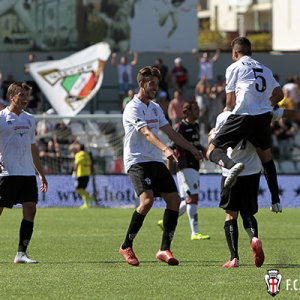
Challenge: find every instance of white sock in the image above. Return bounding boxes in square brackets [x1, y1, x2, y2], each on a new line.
[179, 200, 186, 217]
[187, 203, 199, 236]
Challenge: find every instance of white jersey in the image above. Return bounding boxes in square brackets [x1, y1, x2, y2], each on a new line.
[0, 107, 36, 176]
[212, 111, 262, 176]
[123, 96, 169, 172]
[226, 56, 280, 115]
[199, 58, 213, 80]
[118, 63, 132, 84]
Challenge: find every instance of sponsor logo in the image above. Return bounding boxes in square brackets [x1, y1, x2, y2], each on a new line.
[265, 269, 282, 297]
[218, 159, 224, 168]
[145, 177, 151, 185]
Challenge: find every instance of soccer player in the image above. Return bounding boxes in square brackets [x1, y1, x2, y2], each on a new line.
[120, 66, 203, 266]
[159, 101, 210, 240]
[206, 37, 283, 210]
[73, 144, 94, 209]
[0, 82, 48, 264]
[209, 109, 265, 268]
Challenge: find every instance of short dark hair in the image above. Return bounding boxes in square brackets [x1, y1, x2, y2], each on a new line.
[80, 144, 85, 151]
[231, 37, 252, 56]
[7, 82, 32, 99]
[137, 66, 161, 84]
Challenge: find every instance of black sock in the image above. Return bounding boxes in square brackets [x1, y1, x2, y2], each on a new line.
[242, 215, 258, 241]
[18, 219, 34, 253]
[122, 210, 145, 249]
[209, 148, 235, 169]
[160, 209, 179, 251]
[224, 219, 239, 260]
[263, 160, 280, 204]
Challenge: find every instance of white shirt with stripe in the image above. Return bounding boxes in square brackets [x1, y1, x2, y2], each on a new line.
[0, 107, 36, 176]
[123, 96, 169, 172]
[226, 56, 280, 115]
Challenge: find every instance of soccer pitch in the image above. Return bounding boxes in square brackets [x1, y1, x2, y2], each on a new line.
[0, 207, 299, 299]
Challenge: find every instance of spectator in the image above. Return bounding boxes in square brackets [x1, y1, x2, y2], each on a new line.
[122, 89, 134, 111]
[1, 73, 14, 101]
[69, 139, 81, 157]
[111, 52, 138, 108]
[282, 76, 300, 108]
[195, 76, 211, 133]
[170, 57, 189, 92]
[40, 140, 60, 158]
[154, 58, 169, 99]
[278, 88, 296, 110]
[192, 49, 221, 84]
[168, 89, 185, 125]
[158, 91, 169, 122]
[53, 121, 74, 155]
[24, 53, 41, 113]
[274, 118, 296, 160]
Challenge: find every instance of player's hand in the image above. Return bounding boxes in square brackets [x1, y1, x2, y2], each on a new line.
[163, 147, 178, 163]
[0, 161, 4, 173]
[191, 148, 204, 161]
[39, 174, 48, 192]
[192, 48, 198, 54]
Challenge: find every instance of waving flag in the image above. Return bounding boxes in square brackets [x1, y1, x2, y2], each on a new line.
[28, 43, 111, 116]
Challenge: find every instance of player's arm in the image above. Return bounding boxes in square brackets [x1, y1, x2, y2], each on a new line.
[139, 125, 178, 162]
[160, 123, 203, 161]
[226, 91, 236, 110]
[167, 156, 174, 173]
[270, 86, 284, 106]
[31, 144, 48, 192]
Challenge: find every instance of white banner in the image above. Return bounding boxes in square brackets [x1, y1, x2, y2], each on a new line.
[37, 174, 300, 208]
[228, 0, 253, 6]
[28, 43, 111, 116]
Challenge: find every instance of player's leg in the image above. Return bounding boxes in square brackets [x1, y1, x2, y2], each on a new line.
[240, 173, 264, 267]
[14, 176, 39, 264]
[0, 207, 3, 215]
[14, 201, 38, 264]
[120, 163, 156, 266]
[187, 194, 210, 240]
[75, 177, 90, 209]
[222, 210, 239, 268]
[256, 147, 282, 212]
[156, 191, 180, 265]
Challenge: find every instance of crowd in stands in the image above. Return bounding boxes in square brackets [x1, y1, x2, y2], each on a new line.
[1, 51, 300, 173]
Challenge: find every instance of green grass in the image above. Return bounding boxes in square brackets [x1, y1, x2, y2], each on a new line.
[0, 207, 299, 299]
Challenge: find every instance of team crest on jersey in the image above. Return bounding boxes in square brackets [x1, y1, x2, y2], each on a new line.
[38, 60, 105, 110]
[152, 107, 158, 116]
[145, 177, 151, 185]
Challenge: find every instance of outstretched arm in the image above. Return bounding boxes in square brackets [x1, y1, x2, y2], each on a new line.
[212, 49, 221, 62]
[131, 52, 138, 66]
[160, 123, 203, 161]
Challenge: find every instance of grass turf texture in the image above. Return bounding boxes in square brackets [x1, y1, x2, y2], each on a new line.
[0, 207, 299, 300]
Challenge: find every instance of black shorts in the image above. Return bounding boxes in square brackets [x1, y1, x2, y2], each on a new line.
[0, 176, 38, 208]
[128, 161, 178, 197]
[75, 176, 89, 189]
[212, 112, 272, 150]
[219, 173, 260, 216]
